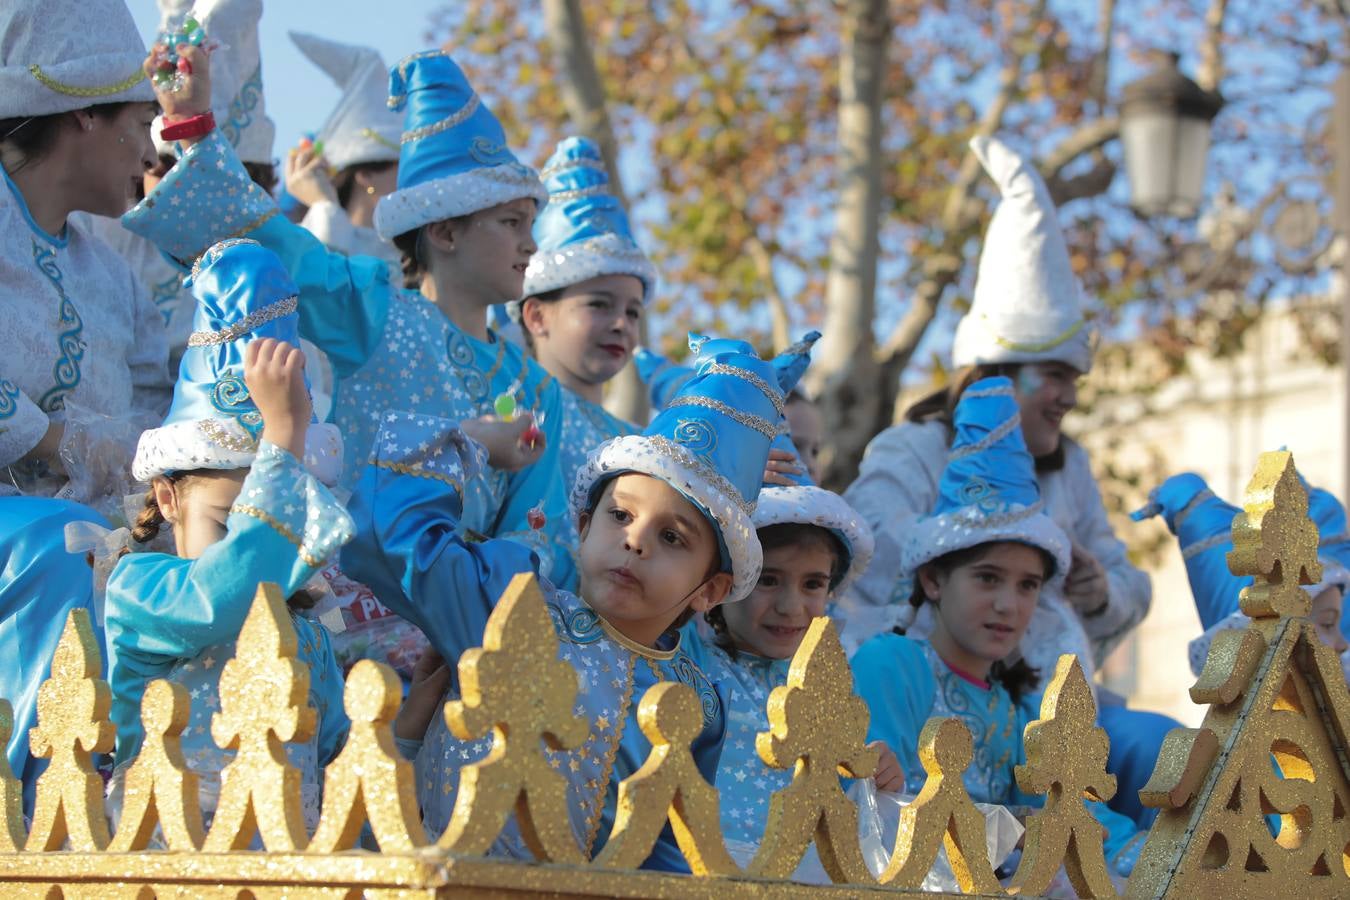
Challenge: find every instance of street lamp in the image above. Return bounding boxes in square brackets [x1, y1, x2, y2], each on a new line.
[1119, 51, 1225, 219]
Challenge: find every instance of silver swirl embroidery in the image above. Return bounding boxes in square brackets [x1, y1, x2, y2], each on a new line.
[0, 379, 19, 419]
[32, 240, 85, 414]
[468, 136, 512, 165]
[672, 418, 717, 457]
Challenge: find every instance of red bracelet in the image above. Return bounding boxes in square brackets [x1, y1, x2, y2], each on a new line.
[160, 111, 215, 142]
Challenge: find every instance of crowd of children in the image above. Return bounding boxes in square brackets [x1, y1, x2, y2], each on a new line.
[0, 0, 1344, 885]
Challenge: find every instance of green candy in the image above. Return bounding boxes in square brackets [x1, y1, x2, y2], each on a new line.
[494, 392, 517, 420]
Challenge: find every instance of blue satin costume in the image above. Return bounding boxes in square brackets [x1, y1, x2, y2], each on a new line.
[342, 411, 725, 871]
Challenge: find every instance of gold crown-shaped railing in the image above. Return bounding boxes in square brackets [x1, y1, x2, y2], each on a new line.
[2, 449, 1349, 897]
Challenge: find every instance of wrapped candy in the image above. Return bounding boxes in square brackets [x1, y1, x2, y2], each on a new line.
[152, 13, 212, 92]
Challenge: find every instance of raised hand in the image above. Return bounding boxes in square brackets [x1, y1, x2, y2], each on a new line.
[244, 339, 310, 460]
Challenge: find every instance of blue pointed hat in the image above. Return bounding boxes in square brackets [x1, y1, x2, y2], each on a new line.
[1136, 473, 1350, 634]
[521, 136, 656, 302]
[634, 347, 696, 411]
[571, 333, 785, 602]
[1133, 473, 1247, 631]
[902, 376, 1070, 581]
[751, 332, 874, 592]
[132, 239, 344, 485]
[373, 50, 547, 241]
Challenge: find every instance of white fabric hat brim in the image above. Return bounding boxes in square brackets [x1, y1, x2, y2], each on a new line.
[374, 164, 548, 241]
[752, 485, 875, 595]
[901, 502, 1072, 591]
[0, 58, 154, 120]
[569, 434, 761, 603]
[1307, 560, 1350, 598]
[523, 232, 657, 302]
[951, 311, 1094, 373]
[133, 418, 345, 486]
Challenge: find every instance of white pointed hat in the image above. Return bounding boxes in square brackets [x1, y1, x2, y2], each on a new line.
[290, 31, 401, 172]
[951, 134, 1094, 374]
[0, 0, 155, 118]
[156, 0, 274, 164]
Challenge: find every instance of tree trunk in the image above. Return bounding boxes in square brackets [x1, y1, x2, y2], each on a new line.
[805, 0, 890, 490]
[541, 0, 649, 425]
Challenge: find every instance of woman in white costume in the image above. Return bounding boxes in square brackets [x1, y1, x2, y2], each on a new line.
[841, 134, 1170, 828]
[284, 31, 401, 271]
[0, 0, 172, 811]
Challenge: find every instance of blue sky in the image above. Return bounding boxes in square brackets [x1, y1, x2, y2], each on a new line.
[128, 1, 443, 156]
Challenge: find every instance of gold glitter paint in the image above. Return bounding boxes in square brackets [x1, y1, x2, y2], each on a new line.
[1009, 656, 1117, 898]
[880, 717, 999, 893]
[439, 572, 588, 862]
[749, 617, 878, 883]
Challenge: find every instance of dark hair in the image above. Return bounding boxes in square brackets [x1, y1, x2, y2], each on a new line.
[900, 541, 1052, 700]
[517, 287, 566, 352]
[0, 103, 134, 174]
[704, 522, 846, 659]
[243, 161, 277, 195]
[334, 160, 396, 210]
[124, 471, 316, 611]
[904, 363, 1066, 473]
[391, 213, 474, 290]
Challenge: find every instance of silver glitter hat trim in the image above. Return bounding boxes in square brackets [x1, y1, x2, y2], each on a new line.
[569, 433, 763, 604]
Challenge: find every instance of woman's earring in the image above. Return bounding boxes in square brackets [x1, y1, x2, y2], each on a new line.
[365, 185, 376, 195]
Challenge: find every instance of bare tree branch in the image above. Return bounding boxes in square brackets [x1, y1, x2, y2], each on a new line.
[542, 0, 628, 206]
[1090, 0, 1118, 112]
[1196, 0, 1230, 93]
[746, 236, 793, 353]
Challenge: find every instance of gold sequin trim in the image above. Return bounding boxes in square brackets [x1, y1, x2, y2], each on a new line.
[666, 395, 777, 439]
[702, 363, 784, 416]
[374, 459, 463, 492]
[388, 49, 446, 107]
[583, 657, 633, 857]
[28, 64, 146, 97]
[360, 127, 400, 152]
[947, 411, 1021, 461]
[1182, 531, 1231, 560]
[480, 337, 507, 389]
[187, 296, 298, 347]
[598, 617, 678, 661]
[646, 435, 752, 518]
[197, 419, 259, 454]
[981, 314, 1086, 353]
[539, 156, 606, 181]
[231, 503, 323, 568]
[946, 499, 1046, 530]
[402, 92, 481, 144]
[190, 238, 263, 280]
[547, 184, 609, 203]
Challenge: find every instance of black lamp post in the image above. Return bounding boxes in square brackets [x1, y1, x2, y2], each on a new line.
[1119, 51, 1225, 219]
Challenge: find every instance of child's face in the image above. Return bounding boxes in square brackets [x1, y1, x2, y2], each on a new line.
[437, 198, 538, 305]
[921, 542, 1046, 676]
[577, 474, 732, 646]
[721, 538, 834, 659]
[153, 470, 248, 559]
[1012, 362, 1081, 458]
[525, 274, 643, 387]
[1311, 585, 1349, 655]
[785, 397, 824, 484]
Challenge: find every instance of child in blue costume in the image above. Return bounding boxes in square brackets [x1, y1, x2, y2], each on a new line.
[680, 334, 902, 861]
[1135, 473, 1350, 678]
[852, 377, 1145, 880]
[514, 136, 652, 552]
[343, 333, 785, 871]
[104, 239, 353, 830]
[122, 46, 576, 591]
